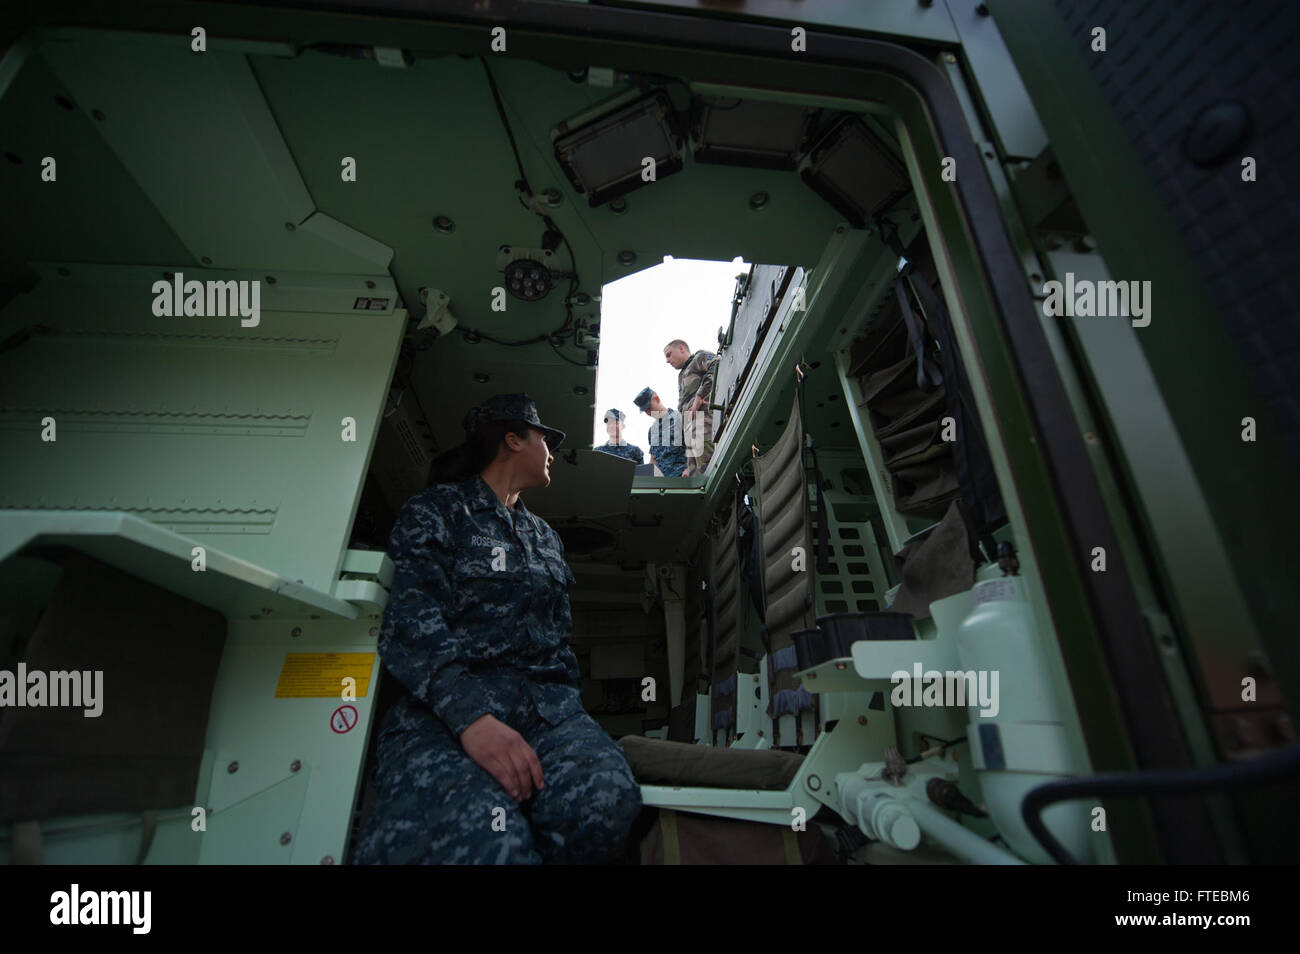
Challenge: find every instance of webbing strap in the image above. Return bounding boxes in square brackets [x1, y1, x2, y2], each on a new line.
[909, 272, 1002, 562]
[895, 276, 943, 393]
[661, 810, 681, 865]
[796, 368, 831, 575]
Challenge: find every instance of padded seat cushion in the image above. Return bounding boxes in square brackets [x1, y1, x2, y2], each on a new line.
[619, 735, 804, 790]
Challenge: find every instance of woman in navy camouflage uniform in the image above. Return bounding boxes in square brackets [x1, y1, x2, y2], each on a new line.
[353, 394, 642, 864]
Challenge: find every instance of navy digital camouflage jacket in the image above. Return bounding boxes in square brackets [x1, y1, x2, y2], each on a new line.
[646, 409, 687, 476]
[378, 474, 584, 736]
[595, 441, 644, 464]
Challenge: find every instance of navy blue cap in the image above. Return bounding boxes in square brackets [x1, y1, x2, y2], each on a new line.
[603, 408, 625, 422]
[462, 393, 565, 449]
[633, 387, 654, 411]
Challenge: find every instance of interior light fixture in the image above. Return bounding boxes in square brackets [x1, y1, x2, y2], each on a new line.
[554, 90, 684, 207]
[497, 245, 557, 302]
[692, 99, 817, 169]
[801, 117, 909, 228]
[504, 257, 554, 301]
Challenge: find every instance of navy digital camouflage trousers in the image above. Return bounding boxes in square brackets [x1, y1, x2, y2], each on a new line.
[353, 695, 643, 864]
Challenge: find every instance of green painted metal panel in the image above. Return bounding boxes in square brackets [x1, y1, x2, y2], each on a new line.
[0, 263, 405, 595]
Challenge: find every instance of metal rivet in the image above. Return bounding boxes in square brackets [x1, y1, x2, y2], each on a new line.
[321, 855, 336, 865]
[284, 221, 296, 231]
[227, 761, 239, 773]
[280, 832, 292, 845]
[618, 250, 636, 266]
[291, 626, 302, 637]
[291, 760, 302, 772]
[434, 215, 456, 234]
[943, 52, 956, 64]
[265, 276, 276, 285]
[610, 198, 628, 215]
[1184, 101, 1251, 168]
[201, 256, 212, 265]
[369, 626, 378, 637]
[807, 774, 821, 791]
[748, 191, 770, 211]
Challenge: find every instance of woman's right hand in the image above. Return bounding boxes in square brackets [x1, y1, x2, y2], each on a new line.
[459, 714, 546, 803]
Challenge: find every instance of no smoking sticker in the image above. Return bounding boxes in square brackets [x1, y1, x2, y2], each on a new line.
[330, 704, 358, 734]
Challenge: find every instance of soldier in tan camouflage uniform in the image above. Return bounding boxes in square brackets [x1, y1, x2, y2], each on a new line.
[663, 339, 717, 476]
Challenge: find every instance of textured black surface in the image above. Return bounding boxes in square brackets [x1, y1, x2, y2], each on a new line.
[1054, 0, 1300, 464]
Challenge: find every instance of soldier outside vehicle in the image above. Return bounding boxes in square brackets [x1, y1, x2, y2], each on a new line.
[633, 386, 687, 477]
[593, 408, 644, 464]
[663, 339, 717, 477]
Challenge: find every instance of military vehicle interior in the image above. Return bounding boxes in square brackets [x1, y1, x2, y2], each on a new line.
[1, 3, 1294, 867]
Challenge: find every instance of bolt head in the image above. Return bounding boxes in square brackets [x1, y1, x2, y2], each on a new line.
[280, 832, 292, 845]
[1184, 101, 1252, 167]
[291, 760, 302, 772]
[227, 761, 239, 773]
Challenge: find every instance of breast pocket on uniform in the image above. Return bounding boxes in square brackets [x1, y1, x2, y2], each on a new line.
[453, 545, 526, 616]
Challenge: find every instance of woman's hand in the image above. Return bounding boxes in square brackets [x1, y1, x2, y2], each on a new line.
[459, 714, 545, 802]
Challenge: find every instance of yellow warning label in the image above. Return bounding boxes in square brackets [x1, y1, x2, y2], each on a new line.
[275, 653, 375, 699]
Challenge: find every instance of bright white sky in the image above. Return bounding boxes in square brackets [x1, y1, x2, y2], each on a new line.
[592, 256, 748, 451]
